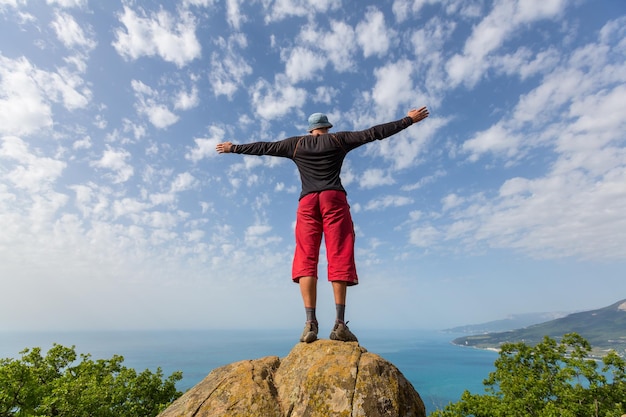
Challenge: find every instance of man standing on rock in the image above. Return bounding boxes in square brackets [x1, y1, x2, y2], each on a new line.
[216, 106, 429, 343]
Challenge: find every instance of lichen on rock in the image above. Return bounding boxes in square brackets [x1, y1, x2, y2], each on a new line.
[158, 339, 425, 417]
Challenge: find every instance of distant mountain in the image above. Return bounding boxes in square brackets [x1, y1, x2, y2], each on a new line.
[451, 299, 626, 357]
[443, 311, 570, 334]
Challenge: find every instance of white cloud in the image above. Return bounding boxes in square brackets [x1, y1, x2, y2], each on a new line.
[356, 7, 394, 58]
[244, 223, 281, 247]
[408, 17, 456, 105]
[226, 0, 245, 30]
[0, 55, 90, 136]
[365, 194, 413, 211]
[131, 80, 179, 129]
[274, 182, 297, 193]
[515, 0, 566, 22]
[371, 59, 415, 117]
[250, 74, 307, 120]
[40, 67, 91, 110]
[401, 169, 446, 191]
[410, 16, 455, 63]
[441, 193, 464, 211]
[598, 16, 626, 45]
[561, 85, 626, 155]
[85, 187, 114, 220]
[186, 229, 205, 242]
[186, 126, 226, 162]
[263, 0, 341, 23]
[182, 0, 218, 7]
[46, 0, 87, 7]
[174, 86, 199, 110]
[112, 197, 150, 219]
[495, 47, 561, 81]
[442, 17, 626, 259]
[141, 210, 183, 230]
[445, 50, 489, 90]
[359, 168, 395, 189]
[446, 0, 569, 88]
[112, 5, 201, 67]
[409, 224, 440, 247]
[459, 164, 626, 260]
[0, 57, 52, 136]
[0, 136, 66, 192]
[298, 20, 357, 73]
[374, 115, 442, 170]
[464, 18, 626, 163]
[283, 47, 326, 84]
[170, 172, 197, 192]
[72, 136, 92, 150]
[50, 11, 96, 50]
[392, 0, 483, 23]
[144, 104, 178, 129]
[90, 146, 134, 183]
[312, 86, 338, 104]
[463, 123, 522, 162]
[122, 118, 147, 141]
[0, 0, 23, 9]
[209, 36, 253, 99]
[149, 192, 176, 206]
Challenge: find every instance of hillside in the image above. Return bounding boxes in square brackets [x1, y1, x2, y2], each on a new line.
[443, 311, 569, 334]
[452, 299, 626, 357]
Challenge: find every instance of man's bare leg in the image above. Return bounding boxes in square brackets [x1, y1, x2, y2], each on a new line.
[332, 281, 347, 305]
[299, 276, 317, 308]
[330, 281, 358, 342]
[332, 281, 347, 323]
[299, 276, 318, 343]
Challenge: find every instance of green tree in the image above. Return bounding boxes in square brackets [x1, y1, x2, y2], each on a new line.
[430, 333, 626, 417]
[0, 344, 182, 417]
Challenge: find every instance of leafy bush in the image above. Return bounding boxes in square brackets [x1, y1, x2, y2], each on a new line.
[0, 344, 182, 417]
[430, 333, 626, 417]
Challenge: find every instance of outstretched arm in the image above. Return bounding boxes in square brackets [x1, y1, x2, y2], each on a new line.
[216, 142, 234, 153]
[335, 106, 430, 150]
[407, 106, 429, 124]
[216, 138, 296, 157]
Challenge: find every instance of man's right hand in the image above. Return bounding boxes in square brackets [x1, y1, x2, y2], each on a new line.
[408, 106, 429, 123]
[216, 142, 233, 153]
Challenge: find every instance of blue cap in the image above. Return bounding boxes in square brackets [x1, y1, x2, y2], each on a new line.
[308, 113, 333, 132]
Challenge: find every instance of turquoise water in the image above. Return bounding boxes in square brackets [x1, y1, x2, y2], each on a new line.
[0, 329, 498, 415]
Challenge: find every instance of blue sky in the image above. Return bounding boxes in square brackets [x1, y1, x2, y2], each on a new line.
[1, 0, 625, 332]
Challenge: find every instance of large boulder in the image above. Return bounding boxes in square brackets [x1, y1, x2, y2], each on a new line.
[159, 339, 425, 417]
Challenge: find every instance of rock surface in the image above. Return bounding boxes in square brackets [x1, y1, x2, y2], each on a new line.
[158, 339, 426, 417]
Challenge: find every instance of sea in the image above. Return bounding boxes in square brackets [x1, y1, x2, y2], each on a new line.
[0, 329, 498, 415]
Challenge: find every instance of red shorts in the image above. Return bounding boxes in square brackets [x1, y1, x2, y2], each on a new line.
[292, 190, 358, 286]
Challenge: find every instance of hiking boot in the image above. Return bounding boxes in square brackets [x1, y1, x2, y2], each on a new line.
[300, 320, 318, 343]
[329, 321, 358, 342]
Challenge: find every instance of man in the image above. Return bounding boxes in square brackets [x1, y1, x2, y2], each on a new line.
[216, 106, 429, 343]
